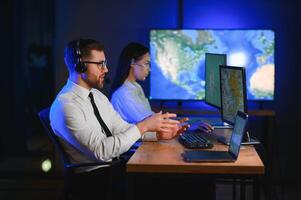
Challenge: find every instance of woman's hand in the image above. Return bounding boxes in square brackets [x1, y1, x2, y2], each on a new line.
[156, 116, 190, 140]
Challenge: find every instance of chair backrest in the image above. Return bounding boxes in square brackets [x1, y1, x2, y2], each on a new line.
[38, 108, 113, 199]
[38, 107, 72, 170]
[38, 107, 111, 174]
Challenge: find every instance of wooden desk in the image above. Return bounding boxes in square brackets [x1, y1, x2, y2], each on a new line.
[127, 140, 264, 175]
[126, 129, 264, 200]
[127, 129, 264, 175]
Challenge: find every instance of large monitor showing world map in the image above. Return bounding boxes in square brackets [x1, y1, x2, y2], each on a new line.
[149, 29, 275, 100]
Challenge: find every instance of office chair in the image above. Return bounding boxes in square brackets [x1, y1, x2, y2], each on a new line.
[38, 107, 113, 200]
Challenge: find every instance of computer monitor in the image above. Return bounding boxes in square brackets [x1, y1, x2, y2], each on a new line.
[149, 29, 275, 101]
[220, 65, 247, 126]
[205, 53, 227, 108]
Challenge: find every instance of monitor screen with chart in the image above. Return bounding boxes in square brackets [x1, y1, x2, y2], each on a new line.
[220, 65, 247, 125]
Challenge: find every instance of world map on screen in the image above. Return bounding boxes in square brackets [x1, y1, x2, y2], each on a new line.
[150, 30, 275, 100]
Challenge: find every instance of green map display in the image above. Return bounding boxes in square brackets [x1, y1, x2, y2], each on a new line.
[205, 53, 226, 108]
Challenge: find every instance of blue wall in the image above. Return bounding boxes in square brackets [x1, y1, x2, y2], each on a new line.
[54, 0, 179, 95]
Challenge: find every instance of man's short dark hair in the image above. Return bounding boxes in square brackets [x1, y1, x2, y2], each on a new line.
[64, 39, 105, 72]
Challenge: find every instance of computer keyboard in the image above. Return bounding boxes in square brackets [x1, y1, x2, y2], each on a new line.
[179, 132, 213, 149]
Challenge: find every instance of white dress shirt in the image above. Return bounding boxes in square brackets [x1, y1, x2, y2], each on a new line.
[111, 80, 157, 141]
[111, 80, 154, 123]
[50, 79, 141, 172]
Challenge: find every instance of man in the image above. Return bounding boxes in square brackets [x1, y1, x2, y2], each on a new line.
[50, 39, 188, 173]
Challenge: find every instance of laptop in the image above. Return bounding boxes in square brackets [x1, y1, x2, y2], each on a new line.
[183, 111, 248, 162]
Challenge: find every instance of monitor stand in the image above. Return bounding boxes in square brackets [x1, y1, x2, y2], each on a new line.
[217, 130, 260, 145]
[241, 131, 261, 145]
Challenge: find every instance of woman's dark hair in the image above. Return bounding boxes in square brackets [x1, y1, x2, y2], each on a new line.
[110, 42, 149, 97]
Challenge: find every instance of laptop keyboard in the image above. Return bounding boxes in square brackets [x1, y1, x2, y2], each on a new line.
[179, 132, 213, 149]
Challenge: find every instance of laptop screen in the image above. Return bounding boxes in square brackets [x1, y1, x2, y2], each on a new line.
[229, 111, 248, 158]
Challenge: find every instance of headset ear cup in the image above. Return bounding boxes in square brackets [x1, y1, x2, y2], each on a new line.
[130, 58, 135, 68]
[131, 58, 135, 65]
[74, 39, 86, 73]
[75, 63, 81, 73]
[75, 62, 86, 73]
[81, 62, 87, 72]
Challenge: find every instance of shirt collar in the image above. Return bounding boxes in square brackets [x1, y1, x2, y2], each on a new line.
[124, 80, 140, 90]
[66, 79, 91, 100]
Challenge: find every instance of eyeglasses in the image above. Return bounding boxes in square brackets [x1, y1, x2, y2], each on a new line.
[133, 62, 150, 68]
[83, 60, 107, 69]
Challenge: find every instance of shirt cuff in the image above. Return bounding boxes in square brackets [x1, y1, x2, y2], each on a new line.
[142, 131, 158, 141]
[127, 125, 142, 142]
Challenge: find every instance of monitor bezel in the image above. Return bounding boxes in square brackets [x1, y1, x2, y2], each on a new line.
[228, 111, 248, 159]
[220, 65, 248, 126]
[204, 53, 227, 109]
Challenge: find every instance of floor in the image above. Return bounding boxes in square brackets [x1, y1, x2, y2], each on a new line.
[0, 178, 255, 200]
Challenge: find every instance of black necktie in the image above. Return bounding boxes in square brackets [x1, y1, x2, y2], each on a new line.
[89, 92, 112, 137]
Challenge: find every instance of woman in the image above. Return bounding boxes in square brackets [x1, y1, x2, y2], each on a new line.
[111, 42, 154, 124]
[111, 42, 212, 140]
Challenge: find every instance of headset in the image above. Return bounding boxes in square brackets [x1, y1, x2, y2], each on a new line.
[74, 39, 87, 73]
[130, 58, 135, 65]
